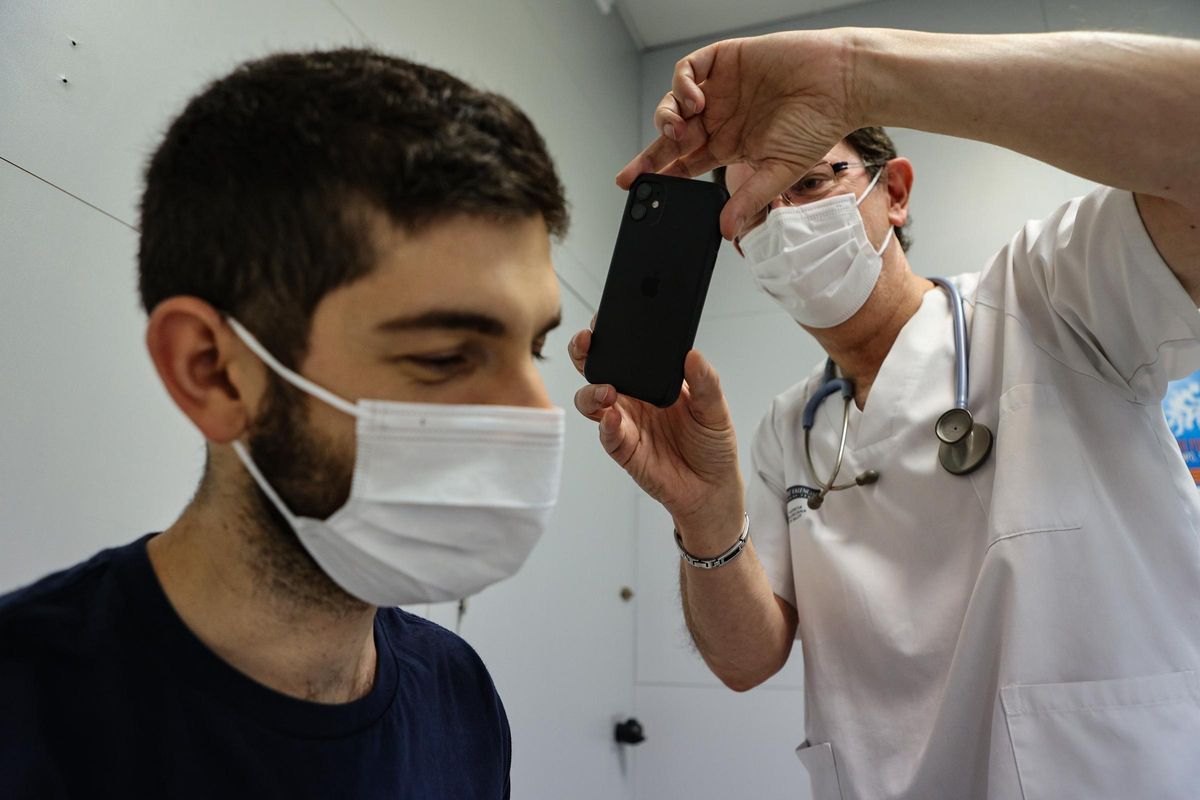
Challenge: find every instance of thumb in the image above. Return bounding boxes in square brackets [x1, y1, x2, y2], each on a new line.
[719, 159, 802, 239]
[682, 349, 732, 429]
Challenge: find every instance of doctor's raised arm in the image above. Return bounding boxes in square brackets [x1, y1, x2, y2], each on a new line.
[574, 28, 1200, 800]
[621, 29, 1200, 273]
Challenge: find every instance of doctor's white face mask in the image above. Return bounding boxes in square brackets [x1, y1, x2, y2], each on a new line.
[738, 167, 894, 329]
[226, 318, 566, 607]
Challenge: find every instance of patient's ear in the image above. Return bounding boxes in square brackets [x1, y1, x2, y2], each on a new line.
[144, 297, 266, 443]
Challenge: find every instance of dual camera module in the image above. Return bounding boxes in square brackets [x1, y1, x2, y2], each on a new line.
[629, 180, 663, 222]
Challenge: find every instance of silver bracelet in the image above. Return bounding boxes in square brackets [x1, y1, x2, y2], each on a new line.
[674, 513, 750, 570]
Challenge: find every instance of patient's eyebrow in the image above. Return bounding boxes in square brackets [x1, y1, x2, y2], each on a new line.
[376, 307, 563, 339]
[376, 310, 507, 337]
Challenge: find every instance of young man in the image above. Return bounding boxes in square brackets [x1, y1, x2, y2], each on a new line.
[1, 49, 568, 798]
[572, 28, 1200, 800]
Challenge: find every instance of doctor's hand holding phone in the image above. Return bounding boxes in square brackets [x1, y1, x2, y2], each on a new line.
[570, 174, 746, 554]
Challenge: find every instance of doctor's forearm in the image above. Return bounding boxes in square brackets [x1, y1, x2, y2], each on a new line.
[679, 539, 797, 692]
[853, 30, 1200, 210]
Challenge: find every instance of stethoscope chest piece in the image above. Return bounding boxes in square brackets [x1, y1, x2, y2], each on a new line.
[802, 277, 995, 506]
[935, 408, 994, 476]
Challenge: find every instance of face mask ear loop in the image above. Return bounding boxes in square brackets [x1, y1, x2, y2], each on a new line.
[854, 166, 886, 207]
[875, 224, 896, 257]
[226, 317, 361, 419]
[231, 440, 302, 526]
[852, 166, 894, 256]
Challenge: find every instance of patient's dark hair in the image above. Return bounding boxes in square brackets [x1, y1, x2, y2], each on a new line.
[139, 48, 569, 368]
[713, 126, 910, 251]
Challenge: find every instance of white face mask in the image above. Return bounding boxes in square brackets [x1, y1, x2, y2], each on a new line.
[226, 318, 565, 607]
[738, 168, 894, 329]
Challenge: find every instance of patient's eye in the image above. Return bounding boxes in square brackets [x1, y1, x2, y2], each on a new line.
[409, 354, 467, 369]
[400, 351, 475, 383]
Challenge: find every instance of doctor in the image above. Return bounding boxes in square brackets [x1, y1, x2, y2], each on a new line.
[570, 28, 1200, 799]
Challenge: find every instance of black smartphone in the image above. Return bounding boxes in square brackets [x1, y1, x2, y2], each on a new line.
[584, 173, 728, 407]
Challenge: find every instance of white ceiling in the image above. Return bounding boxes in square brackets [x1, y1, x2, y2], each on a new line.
[605, 0, 877, 50]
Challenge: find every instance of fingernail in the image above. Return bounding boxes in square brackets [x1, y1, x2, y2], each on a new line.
[594, 386, 609, 404]
[685, 99, 697, 115]
[733, 216, 746, 237]
[662, 124, 677, 141]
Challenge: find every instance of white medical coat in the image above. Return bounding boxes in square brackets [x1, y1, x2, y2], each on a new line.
[748, 187, 1200, 799]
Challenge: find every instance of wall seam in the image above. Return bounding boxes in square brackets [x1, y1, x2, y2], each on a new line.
[0, 155, 138, 233]
[323, 0, 369, 41]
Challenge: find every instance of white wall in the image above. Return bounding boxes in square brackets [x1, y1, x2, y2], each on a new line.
[633, 1, 1200, 798]
[0, 2, 642, 797]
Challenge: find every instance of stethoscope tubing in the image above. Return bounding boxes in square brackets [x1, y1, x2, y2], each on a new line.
[930, 276, 969, 411]
[801, 277, 977, 507]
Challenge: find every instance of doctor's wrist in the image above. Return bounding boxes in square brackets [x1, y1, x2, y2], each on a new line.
[675, 513, 750, 570]
[673, 504, 748, 560]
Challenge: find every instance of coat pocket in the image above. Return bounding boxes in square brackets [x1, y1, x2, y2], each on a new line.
[795, 741, 844, 800]
[986, 383, 1089, 540]
[1000, 670, 1200, 800]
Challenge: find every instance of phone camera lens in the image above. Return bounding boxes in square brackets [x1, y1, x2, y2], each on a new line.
[631, 203, 648, 221]
[635, 183, 653, 201]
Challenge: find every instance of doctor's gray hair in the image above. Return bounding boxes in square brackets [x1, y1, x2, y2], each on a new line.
[713, 126, 912, 252]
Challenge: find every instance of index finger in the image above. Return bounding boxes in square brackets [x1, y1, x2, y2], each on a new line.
[616, 137, 678, 189]
[616, 43, 720, 188]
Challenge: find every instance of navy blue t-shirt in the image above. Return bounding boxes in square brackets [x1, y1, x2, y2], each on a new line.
[0, 535, 511, 799]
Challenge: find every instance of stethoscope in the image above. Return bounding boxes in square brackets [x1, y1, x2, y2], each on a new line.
[801, 277, 995, 510]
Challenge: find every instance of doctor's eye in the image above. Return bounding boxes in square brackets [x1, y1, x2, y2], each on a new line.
[789, 176, 833, 198]
[785, 162, 838, 202]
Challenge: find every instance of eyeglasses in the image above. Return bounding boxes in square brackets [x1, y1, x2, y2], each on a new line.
[732, 160, 887, 254]
[778, 161, 885, 206]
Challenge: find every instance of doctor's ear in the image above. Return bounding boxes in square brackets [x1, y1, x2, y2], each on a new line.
[883, 157, 914, 229]
[145, 297, 265, 444]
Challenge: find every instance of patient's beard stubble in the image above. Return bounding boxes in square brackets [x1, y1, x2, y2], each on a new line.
[242, 373, 368, 619]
